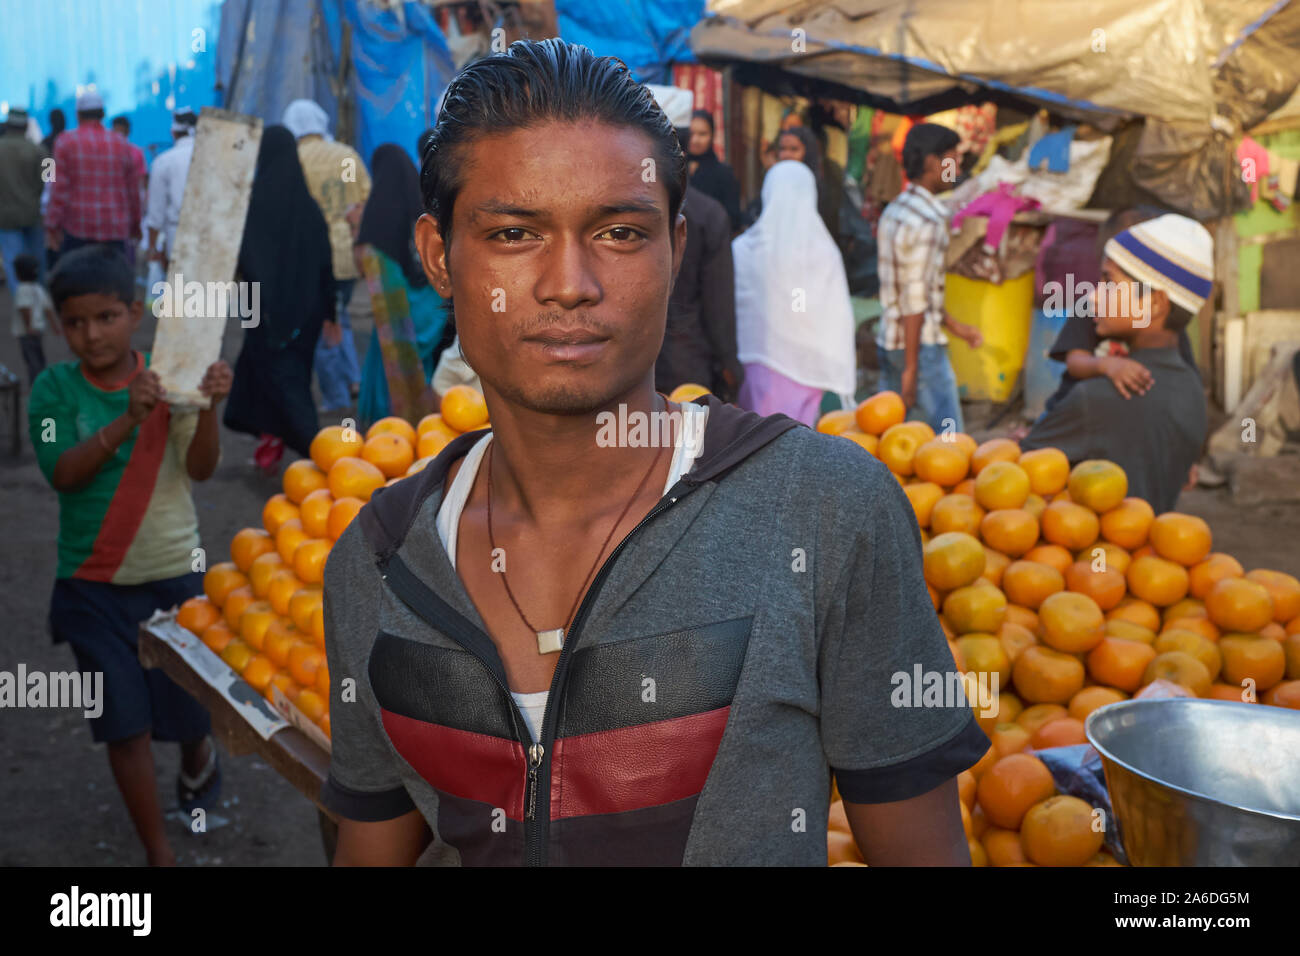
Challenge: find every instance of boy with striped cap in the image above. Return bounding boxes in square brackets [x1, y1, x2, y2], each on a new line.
[1021, 213, 1212, 513]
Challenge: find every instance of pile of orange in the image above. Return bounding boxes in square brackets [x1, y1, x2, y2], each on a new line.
[822, 390, 1300, 867]
[175, 388, 493, 741]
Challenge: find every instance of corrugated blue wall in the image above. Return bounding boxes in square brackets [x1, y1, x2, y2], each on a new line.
[0, 0, 223, 165]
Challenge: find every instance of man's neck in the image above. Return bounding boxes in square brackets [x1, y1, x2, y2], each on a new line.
[1127, 328, 1178, 351]
[481, 381, 673, 527]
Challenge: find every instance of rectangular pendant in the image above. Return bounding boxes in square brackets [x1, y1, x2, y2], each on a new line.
[537, 628, 564, 654]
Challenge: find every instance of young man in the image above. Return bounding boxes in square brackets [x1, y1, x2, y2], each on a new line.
[29, 245, 232, 865]
[0, 107, 49, 291]
[145, 107, 198, 273]
[1020, 214, 1211, 513]
[876, 123, 982, 432]
[320, 39, 985, 867]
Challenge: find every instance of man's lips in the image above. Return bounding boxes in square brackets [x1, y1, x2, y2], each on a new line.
[523, 329, 609, 346]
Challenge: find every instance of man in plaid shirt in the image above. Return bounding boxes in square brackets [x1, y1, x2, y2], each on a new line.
[45, 91, 143, 259]
[876, 123, 981, 432]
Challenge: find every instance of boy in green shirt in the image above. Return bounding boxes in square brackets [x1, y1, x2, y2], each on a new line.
[29, 245, 232, 866]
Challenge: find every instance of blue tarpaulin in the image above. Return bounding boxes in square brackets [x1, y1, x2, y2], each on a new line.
[556, 0, 703, 82]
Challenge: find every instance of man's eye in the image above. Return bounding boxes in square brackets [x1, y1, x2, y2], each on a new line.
[599, 226, 645, 242]
[492, 227, 532, 242]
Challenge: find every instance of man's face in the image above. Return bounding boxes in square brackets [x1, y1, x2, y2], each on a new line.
[688, 117, 712, 157]
[58, 293, 141, 372]
[1094, 258, 1165, 338]
[776, 132, 805, 163]
[415, 120, 686, 417]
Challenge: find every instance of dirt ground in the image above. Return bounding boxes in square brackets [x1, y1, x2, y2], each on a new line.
[2, 283, 1298, 867]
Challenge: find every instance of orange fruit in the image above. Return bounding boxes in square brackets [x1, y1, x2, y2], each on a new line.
[999, 622, 1038, 666]
[1023, 493, 1046, 519]
[877, 423, 924, 475]
[248, 551, 286, 598]
[275, 517, 309, 564]
[366, 416, 418, 446]
[441, 385, 489, 432]
[1106, 619, 1157, 645]
[1286, 633, 1300, 679]
[262, 493, 300, 535]
[970, 438, 1020, 475]
[974, 461, 1031, 511]
[903, 481, 945, 527]
[1107, 596, 1161, 632]
[1188, 553, 1245, 599]
[293, 537, 332, 585]
[1263, 680, 1300, 708]
[1087, 638, 1158, 692]
[282, 458, 329, 504]
[1015, 703, 1068, 736]
[930, 494, 985, 536]
[1149, 512, 1212, 567]
[1068, 685, 1127, 721]
[310, 424, 366, 472]
[989, 722, 1031, 758]
[854, 391, 906, 436]
[668, 383, 710, 403]
[267, 568, 305, 617]
[1085, 851, 1123, 867]
[220, 638, 254, 673]
[947, 433, 978, 461]
[237, 600, 276, 651]
[201, 620, 235, 654]
[913, 439, 969, 487]
[1029, 716, 1086, 749]
[1163, 616, 1220, 643]
[1260, 622, 1285, 642]
[1218, 634, 1286, 691]
[327, 496, 365, 541]
[1040, 501, 1100, 551]
[1064, 561, 1126, 611]
[1039, 591, 1106, 653]
[417, 411, 460, 441]
[1078, 541, 1131, 577]
[241, 654, 275, 693]
[956, 634, 1012, 686]
[980, 509, 1039, 557]
[417, 429, 455, 460]
[177, 596, 221, 636]
[1245, 569, 1300, 623]
[1020, 795, 1104, 866]
[952, 477, 977, 497]
[970, 744, 999, 779]
[327, 456, 386, 502]
[316, 711, 332, 738]
[311, 604, 324, 645]
[230, 527, 276, 573]
[1017, 447, 1069, 497]
[203, 562, 249, 609]
[1001, 561, 1065, 610]
[295, 689, 328, 723]
[1099, 497, 1154, 550]
[1142, 651, 1212, 697]
[1066, 460, 1128, 513]
[983, 827, 1030, 866]
[1205, 577, 1274, 632]
[298, 488, 335, 539]
[1132, 544, 1155, 559]
[988, 691, 1025, 726]
[1013, 646, 1086, 704]
[1207, 682, 1250, 703]
[406, 456, 436, 477]
[1153, 630, 1222, 681]
[288, 643, 326, 687]
[289, 587, 324, 634]
[316, 661, 331, 698]
[1023, 544, 1073, 576]
[1127, 555, 1189, 607]
[362, 432, 416, 478]
[266, 670, 298, 704]
[1005, 603, 1040, 632]
[976, 753, 1056, 829]
[957, 771, 977, 809]
[828, 799, 852, 834]
[222, 585, 256, 628]
[923, 532, 986, 590]
[263, 620, 302, 668]
[944, 584, 1008, 635]
[982, 546, 1011, 588]
[815, 409, 857, 435]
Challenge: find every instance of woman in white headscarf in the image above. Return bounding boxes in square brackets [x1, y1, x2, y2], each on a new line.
[733, 160, 856, 425]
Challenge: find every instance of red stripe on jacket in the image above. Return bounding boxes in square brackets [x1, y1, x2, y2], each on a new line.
[75, 401, 172, 582]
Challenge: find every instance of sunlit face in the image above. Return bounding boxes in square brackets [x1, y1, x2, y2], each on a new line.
[1093, 258, 1165, 337]
[57, 292, 141, 373]
[776, 131, 805, 163]
[688, 116, 712, 157]
[415, 120, 687, 417]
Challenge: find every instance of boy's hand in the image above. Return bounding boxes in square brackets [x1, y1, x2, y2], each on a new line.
[197, 360, 233, 404]
[956, 322, 983, 349]
[1100, 356, 1154, 399]
[128, 369, 165, 423]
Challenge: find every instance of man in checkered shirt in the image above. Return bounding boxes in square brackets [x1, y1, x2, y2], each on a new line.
[876, 123, 982, 432]
[45, 91, 143, 261]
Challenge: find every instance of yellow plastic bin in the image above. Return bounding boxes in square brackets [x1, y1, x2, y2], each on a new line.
[943, 271, 1035, 403]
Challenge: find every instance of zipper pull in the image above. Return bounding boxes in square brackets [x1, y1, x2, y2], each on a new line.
[525, 743, 544, 822]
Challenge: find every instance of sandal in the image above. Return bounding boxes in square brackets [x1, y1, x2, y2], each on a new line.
[177, 736, 222, 814]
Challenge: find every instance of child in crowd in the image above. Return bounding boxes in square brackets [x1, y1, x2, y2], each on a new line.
[11, 253, 57, 387]
[28, 244, 232, 866]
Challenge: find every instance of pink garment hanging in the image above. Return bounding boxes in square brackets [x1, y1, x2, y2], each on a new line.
[951, 182, 1040, 250]
[1236, 136, 1270, 203]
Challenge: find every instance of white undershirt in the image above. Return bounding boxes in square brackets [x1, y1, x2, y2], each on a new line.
[435, 402, 709, 742]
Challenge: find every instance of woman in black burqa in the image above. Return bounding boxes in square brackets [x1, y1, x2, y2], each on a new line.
[224, 124, 337, 471]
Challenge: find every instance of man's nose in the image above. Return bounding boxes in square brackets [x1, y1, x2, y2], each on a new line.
[533, 235, 602, 311]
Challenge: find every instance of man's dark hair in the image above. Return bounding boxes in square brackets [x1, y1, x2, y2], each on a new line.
[49, 108, 66, 132]
[691, 108, 714, 133]
[417, 126, 437, 163]
[111, 115, 130, 134]
[902, 123, 960, 180]
[421, 38, 686, 245]
[1163, 302, 1195, 332]
[78, 108, 105, 122]
[14, 254, 39, 282]
[49, 245, 135, 310]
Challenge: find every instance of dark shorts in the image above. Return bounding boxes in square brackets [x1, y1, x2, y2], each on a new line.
[48, 573, 212, 745]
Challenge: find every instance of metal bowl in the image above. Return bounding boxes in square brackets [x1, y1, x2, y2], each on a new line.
[1086, 698, 1300, 866]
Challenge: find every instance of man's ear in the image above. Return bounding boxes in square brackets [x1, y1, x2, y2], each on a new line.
[1147, 287, 1171, 330]
[670, 210, 688, 285]
[415, 213, 452, 296]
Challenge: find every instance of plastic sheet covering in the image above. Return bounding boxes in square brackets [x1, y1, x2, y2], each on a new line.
[556, 0, 705, 82]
